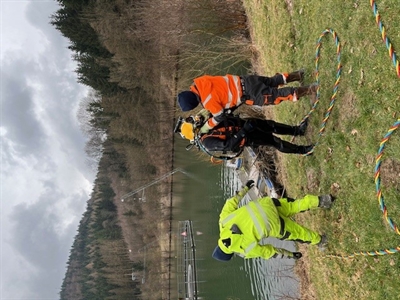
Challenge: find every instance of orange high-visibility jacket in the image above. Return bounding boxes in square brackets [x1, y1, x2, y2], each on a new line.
[190, 75, 243, 129]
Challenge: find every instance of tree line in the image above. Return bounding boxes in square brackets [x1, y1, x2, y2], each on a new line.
[53, 0, 250, 298]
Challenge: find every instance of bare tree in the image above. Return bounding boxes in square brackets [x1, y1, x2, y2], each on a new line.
[77, 88, 107, 169]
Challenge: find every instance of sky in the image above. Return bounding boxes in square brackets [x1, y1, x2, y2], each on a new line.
[1, 1, 96, 299]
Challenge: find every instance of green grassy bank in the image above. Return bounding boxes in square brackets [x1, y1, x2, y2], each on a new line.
[243, 1, 399, 299]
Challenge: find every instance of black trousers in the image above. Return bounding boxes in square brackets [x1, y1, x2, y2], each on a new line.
[246, 119, 309, 154]
[200, 117, 309, 155]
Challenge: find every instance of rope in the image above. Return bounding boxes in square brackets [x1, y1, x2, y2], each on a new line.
[325, 1, 399, 259]
[325, 245, 400, 259]
[370, 0, 400, 78]
[210, 156, 223, 164]
[326, 120, 400, 259]
[374, 119, 400, 236]
[295, 28, 342, 156]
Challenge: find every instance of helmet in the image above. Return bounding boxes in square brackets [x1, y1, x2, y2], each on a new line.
[212, 245, 234, 262]
[174, 117, 196, 142]
[177, 91, 199, 111]
[180, 122, 195, 142]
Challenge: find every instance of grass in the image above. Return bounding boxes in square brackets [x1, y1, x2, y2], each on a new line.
[243, 0, 400, 299]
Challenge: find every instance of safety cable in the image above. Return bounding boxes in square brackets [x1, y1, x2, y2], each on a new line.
[292, 28, 342, 156]
[325, 0, 399, 259]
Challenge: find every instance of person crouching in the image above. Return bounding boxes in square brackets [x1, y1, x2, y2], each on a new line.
[212, 180, 333, 262]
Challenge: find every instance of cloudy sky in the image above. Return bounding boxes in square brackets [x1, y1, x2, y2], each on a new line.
[1, 1, 95, 299]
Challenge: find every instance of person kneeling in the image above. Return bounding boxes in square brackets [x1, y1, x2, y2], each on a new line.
[174, 113, 314, 159]
[212, 180, 333, 262]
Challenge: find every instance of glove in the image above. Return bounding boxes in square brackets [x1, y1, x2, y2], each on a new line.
[292, 252, 302, 259]
[199, 123, 212, 134]
[197, 108, 212, 119]
[245, 180, 255, 189]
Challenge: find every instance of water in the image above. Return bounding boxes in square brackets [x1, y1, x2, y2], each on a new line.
[172, 138, 299, 300]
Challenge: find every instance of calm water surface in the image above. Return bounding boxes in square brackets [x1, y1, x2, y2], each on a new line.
[172, 139, 299, 300]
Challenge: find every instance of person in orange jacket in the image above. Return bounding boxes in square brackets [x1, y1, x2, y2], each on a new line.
[177, 70, 317, 133]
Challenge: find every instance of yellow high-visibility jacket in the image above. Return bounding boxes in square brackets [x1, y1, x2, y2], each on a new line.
[218, 187, 292, 260]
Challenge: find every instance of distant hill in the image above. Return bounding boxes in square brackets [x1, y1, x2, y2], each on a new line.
[52, 0, 249, 298]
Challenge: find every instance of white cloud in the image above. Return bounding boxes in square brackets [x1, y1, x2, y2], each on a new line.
[1, 1, 96, 299]
[1, 1, 49, 61]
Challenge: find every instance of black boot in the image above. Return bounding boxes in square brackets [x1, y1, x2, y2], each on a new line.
[318, 194, 335, 208]
[286, 69, 305, 83]
[295, 119, 309, 136]
[318, 234, 328, 251]
[274, 137, 313, 155]
[271, 120, 307, 136]
[298, 145, 314, 155]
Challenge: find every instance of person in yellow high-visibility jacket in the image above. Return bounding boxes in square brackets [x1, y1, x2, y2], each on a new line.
[212, 180, 333, 262]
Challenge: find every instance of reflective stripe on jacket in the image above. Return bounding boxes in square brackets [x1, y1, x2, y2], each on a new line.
[190, 75, 242, 128]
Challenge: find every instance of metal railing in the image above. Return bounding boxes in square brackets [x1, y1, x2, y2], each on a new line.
[176, 220, 199, 300]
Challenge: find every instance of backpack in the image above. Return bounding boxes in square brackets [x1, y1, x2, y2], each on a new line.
[197, 124, 246, 160]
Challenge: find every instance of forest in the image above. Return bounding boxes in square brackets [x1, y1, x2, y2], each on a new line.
[52, 0, 250, 299]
